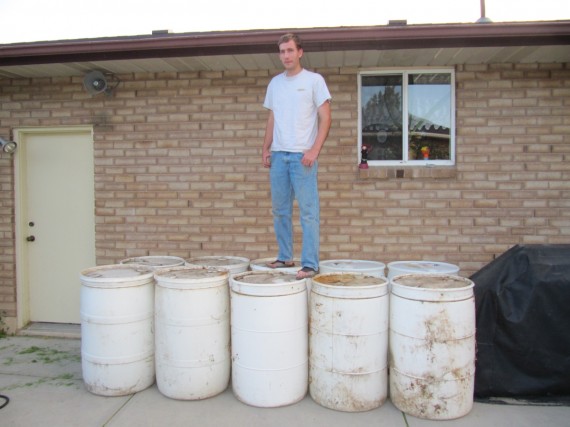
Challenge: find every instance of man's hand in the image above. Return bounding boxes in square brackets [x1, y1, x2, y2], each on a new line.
[262, 149, 271, 168]
[301, 148, 318, 167]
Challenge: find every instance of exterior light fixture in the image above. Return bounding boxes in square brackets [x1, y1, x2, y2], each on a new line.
[0, 137, 17, 154]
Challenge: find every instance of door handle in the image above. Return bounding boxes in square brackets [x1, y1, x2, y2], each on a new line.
[26, 235, 36, 242]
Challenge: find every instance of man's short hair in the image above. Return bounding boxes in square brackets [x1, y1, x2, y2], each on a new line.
[278, 33, 302, 50]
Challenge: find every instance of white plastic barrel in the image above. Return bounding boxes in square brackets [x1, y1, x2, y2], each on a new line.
[185, 255, 250, 275]
[319, 259, 386, 278]
[80, 264, 155, 396]
[120, 255, 185, 269]
[387, 261, 459, 280]
[154, 266, 230, 400]
[389, 274, 475, 420]
[310, 273, 389, 412]
[249, 257, 301, 275]
[230, 271, 308, 407]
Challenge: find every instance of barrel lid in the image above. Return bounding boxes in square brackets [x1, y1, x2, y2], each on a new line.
[391, 273, 474, 301]
[321, 259, 386, 270]
[80, 264, 154, 287]
[249, 257, 300, 274]
[393, 274, 472, 289]
[154, 265, 228, 281]
[120, 255, 185, 268]
[154, 266, 228, 289]
[186, 256, 250, 267]
[314, 273, 385, 287]
[312, 273, 388, 298]
[230, 271, 306, 296]
[235, 272, 299, 284]
[388, 261, 459, 274]
[155, 266, 227, 280]
[320, 259, 386, 277]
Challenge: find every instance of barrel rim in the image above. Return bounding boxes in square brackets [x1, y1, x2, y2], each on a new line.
[391, 273, 474, 291]
[230, 270, 306, 296]
[80, 264, 155, 287]
[186, 255, 250, 265]
[249, 257, 301, 271]
[312, 272, 388, 298]
[313, 272, 388, 285]
[185, 255, 251, 275]
[320, 259, 386, 270]
[387, 260, 459, 272]
[154, 265, 229, 289]
[119, 255, 186, 267]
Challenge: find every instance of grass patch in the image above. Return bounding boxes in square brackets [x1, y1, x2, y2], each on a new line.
[1, 373, 79, 391]
[0, 311, 7, 338]
[17, 346, 81, 364]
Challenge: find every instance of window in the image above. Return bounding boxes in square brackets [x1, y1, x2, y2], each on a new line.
[359, 69, 455, 166]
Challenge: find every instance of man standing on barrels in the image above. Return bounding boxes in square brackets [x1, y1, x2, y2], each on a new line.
[262, 33, 332, 280]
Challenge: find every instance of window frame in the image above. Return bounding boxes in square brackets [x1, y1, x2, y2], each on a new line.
[358, 67, 456, 167]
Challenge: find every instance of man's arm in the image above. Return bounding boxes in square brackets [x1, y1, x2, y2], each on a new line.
[262, 110, 274, 168]
[302, 100, 331, 167]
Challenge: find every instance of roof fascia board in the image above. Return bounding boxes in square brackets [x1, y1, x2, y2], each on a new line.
[1, 22, 569, 66]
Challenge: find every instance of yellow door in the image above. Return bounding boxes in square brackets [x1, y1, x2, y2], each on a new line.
[15, 127, 95, 325]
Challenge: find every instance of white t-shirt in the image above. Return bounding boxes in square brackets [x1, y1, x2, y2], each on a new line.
[263, 69, 331, 152]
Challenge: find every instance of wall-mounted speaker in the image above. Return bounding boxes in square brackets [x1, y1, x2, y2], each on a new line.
[83, 71, 118, 96]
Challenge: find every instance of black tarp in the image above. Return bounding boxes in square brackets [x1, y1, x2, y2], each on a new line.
[471, 244, 570, 401]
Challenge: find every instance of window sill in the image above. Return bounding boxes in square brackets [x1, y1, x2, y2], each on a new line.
[357, 165, 457, 180]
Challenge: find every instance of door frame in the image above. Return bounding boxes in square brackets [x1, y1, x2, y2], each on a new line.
[13, 126, 94, 329]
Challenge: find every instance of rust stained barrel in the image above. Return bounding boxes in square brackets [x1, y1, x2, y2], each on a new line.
[389, 274, 476, 420]
[310, 272, 389, 412]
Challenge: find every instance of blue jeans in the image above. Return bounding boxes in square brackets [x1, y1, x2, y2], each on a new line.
[270, 151, 320, 271]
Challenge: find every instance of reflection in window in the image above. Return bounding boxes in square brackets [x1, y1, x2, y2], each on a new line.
[408, 74, 451, 161]
[360, 70, 454, 165]
[361, 75, 403, 161]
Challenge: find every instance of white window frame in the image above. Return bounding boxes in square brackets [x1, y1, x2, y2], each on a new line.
[358, 67, 456, 166]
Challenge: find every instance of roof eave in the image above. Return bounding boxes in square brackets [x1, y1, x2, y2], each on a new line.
[1, 21, 570, 66]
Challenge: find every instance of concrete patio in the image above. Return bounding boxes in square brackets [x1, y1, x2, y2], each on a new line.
[0, 334, 568, 427]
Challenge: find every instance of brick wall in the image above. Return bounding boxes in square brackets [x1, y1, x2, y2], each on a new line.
[0, 148, 15, 328]
[1, 62, 569, 327]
